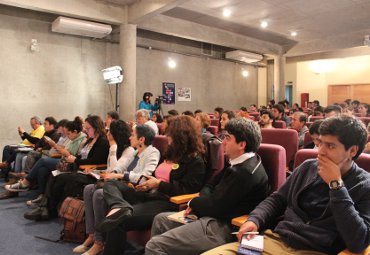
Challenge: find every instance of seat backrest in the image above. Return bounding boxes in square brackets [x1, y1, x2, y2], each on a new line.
[202, 133, 224, 180]
[310, 116, 324, 122]
[306, 121, 313, 128]
[358, 117, 370, 127]
[303, 132, 313, 147]
[257, 143, 287, 192]
[261, 128, 298, 169]
[273, 120, 286, 129]
[210, 119, 219, 126]
[249, 112, 260, 121]
[156, 123, 165, 135]
[207, 126, 218, 135]
[294, 149, 370, 173]
[152, 135, 168, 159]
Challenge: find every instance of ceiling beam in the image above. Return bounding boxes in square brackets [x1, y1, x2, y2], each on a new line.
[286, 29, 370, 57]
[128, 0, 189, 24]
[138, 15, 282, 55]
[0, 0, 126, 24]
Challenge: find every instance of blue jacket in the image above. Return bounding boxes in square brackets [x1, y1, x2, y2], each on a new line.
[248, 159, 370, 254]
[138, 101, 159, 118]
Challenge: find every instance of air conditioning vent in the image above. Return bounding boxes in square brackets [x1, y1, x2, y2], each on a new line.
[51, 16, 112, 38]
[225, 50, 263, 63]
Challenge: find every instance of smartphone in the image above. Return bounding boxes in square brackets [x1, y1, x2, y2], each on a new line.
[136, 175, 149, 185]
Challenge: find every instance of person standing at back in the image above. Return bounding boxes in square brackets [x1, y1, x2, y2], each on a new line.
[138, 92, 159, 118]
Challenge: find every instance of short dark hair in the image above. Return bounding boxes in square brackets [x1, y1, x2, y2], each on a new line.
[309, 119, 324, 135]
[222, 110, 235, 120]
[225, 118, 261, 153]
[182, 110, 194, 117]
[324, 105, 342, 115]
[107, 111, 119, 120]
[260, 110, 275, 121]
[313, 100, 320, 106]
[240, 106, 248, 112]
[214, 107, 224, 115]
[352, 100, 360, 106]
[273, 104, 284, 114]
[194, 109, 203, 114]
[314, 106, 324, 114]
[56, 119, 69, 129]
[136, 124, 155, 146]
[44, 116, 57, 127]
[110, 120, 131, 157]
[319, 115, 367, 159]
[168, 109, 179, 116]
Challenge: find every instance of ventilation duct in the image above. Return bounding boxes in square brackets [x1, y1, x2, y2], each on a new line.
[51, 16, 112, 38]
[225, 50, 263, 63]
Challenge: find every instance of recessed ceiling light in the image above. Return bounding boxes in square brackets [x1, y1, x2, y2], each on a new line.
[168, 58, 176, 69]
[291, 31, 297, 37]
[260, 21, 268, 28]
[223, 9, 231, 17]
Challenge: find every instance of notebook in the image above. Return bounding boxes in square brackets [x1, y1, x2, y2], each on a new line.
[237, 246, 261, 255]
[240, 235, 264, 252]
[167, 210, 198, 224]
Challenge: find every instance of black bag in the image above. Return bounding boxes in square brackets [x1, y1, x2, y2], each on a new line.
[56, 158, 75, 173]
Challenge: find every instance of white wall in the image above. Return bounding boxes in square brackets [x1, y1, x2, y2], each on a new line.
[288, 54, 370, 106]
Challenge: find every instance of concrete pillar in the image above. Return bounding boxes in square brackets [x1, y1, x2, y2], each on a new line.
[273, 54, 286, 102]
[119, 24, 137, 121]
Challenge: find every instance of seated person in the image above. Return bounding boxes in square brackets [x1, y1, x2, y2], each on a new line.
[290, 111, 309, 148]
[204, 115, 370, 255]
[195, 112, 211, 134]
[304, 119, 324, 149]
[2, 117, 86, 200]
[135, 109, 159, 135]
[218, 110, 235, 140]
[214, 107, 224, 120]
[237, 107, 250, 119]
[104, 111, 119, 129]
[0, 116, 45, 173]
[145, 118, 269, 254]
[74, 120, 147, 255]
[151, 112, 163, 123]
[272, 104, 291, 127]
[259, 110, 275, 129]
[22, 115, 109, 220]
[98, 116, 206, 255]
[13, 117, 60, 174]
[324, 104, 342, 118]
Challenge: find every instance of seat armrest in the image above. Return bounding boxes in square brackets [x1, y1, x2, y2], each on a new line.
[338, 246, 370, 255]
[50, 154, 62, 158]
[231, 215, 249, 227]
[79, 164, 107, 170]
[169, 193, 199, 204]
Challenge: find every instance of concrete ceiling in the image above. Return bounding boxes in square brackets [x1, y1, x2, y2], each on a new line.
[104, 0, 370, 57]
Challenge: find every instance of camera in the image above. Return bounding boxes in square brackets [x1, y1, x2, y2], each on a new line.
[155, 96, 163, 104]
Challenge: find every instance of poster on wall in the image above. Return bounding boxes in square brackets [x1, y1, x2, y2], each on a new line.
[162, 82, 175, 104]
[177, 87, 191, 101]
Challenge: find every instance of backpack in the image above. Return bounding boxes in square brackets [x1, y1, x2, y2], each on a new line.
[201, 132, 224, 181]
[58, 197, 86, 243]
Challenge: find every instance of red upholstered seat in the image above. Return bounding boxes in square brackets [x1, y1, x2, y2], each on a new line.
[294, 149, 370, 172]
[258, 143, 287, 192]
[273, 120, 286, 129]
[358, 117, 370, 127]
[156, 123, 165, 135]
[152, 135, 168, 157]
[261, 128, 298, 169]
[207, 126, 218, 135]
[310, 116, 324, 122]
[210, 119, 219, 127]
[303, 132, 313, 147]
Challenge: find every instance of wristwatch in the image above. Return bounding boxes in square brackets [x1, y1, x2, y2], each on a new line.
[329, 179, 344, 190]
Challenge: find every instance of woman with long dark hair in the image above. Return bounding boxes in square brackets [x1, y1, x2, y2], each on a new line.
[98, 116, 206, 255]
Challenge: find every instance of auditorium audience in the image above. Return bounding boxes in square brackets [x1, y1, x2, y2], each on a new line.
[98, 115, 206, 255]
[271, 104, 291, 127]
[213, 107, 224, 120]
[204, 115, 370, 255]
[358, 103, 370, 117]
[259, 110, 275, 129]
[324, 104, 342, 118]
[145, 118, 269, 254]
[104, 111, 119, 129]
[135, 109, 159, 135]
[304, 119, 324, 149]
[151, 112, 163, 123]
[290, 111, 309, 148]
[73, 120, 138, 255]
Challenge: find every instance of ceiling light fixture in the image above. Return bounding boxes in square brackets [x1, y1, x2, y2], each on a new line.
[290, 31, 297, 37]
[242, 70, 249, 78]
[223, 9, 231, 17]
[168, 58, 177, 69]
[260, 21, 268, 28]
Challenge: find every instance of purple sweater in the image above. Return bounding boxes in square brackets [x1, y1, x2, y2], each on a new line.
[248, 159, 370, 254]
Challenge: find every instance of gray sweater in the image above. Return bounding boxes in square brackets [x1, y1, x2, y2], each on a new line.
[248, 159, 370, 254]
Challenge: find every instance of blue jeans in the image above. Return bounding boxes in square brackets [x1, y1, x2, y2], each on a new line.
[26, 157, 60, 194]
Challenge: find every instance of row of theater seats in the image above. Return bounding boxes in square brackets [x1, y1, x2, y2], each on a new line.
[128, 135, 370, 254]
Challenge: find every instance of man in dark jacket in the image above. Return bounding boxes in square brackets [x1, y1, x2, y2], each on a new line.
[145, 118, 269, 255]
[205, 115, 370, 255]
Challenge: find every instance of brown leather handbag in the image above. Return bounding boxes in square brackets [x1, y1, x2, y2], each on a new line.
[59, 197, 86, 243]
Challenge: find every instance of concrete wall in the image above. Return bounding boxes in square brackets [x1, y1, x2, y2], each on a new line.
[0, 6, 112, 149]
[136, 47, 258, 117]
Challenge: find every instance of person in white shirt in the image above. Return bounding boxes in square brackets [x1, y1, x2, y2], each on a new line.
[136, 109, 159, 135]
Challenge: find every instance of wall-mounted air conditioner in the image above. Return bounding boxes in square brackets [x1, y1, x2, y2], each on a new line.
[51, 16, 112, 38]
[225, 50, 263, 63]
